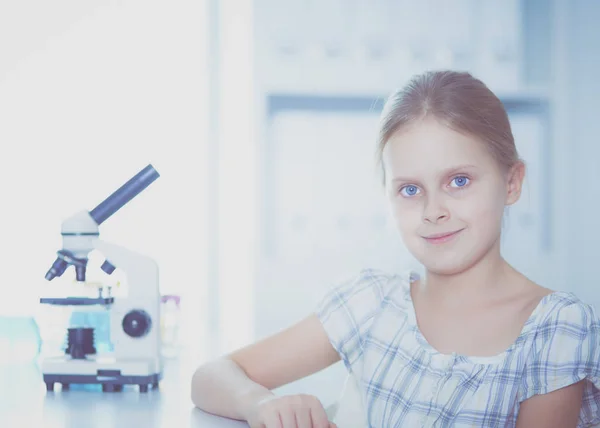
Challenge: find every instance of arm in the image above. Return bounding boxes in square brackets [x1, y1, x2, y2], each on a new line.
[516, 381, 584, 428]
[191, 314, 340, 421]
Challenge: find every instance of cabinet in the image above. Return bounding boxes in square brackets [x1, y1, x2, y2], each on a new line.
[255, 0, 525, 96]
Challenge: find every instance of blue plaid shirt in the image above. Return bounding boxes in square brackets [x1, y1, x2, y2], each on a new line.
[316, 269, 600, 427]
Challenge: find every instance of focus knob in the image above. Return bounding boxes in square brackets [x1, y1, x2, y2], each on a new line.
[122, 309, 152, 338]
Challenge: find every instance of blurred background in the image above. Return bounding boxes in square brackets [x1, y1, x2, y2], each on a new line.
[0, 0, 598, 406]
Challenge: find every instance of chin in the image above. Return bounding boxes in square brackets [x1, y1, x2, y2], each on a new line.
[421, 261, 470, 276]
[420, 246, 501, 276]
[414, 251, 483, 276]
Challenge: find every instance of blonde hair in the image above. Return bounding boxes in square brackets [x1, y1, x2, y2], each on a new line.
[377, 70, 520, 183]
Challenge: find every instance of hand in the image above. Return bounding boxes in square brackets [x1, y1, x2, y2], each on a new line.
[247, 394, 337, 428]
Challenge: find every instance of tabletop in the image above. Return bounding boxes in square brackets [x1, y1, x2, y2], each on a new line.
[0, 359, 249, 428]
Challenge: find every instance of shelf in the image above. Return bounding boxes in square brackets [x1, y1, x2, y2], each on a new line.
[266, 87, 551, 117]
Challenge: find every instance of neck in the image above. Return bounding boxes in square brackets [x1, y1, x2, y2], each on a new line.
[421, 241, 514, 306]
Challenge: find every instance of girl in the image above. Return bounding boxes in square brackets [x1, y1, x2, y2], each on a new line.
[191, 71, 600, 427]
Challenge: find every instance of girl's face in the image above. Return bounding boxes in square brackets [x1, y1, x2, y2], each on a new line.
[382, 117, 523, 275]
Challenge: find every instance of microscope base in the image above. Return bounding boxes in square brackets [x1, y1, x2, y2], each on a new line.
[43, 373, 160, 393]
[41, 355, 163, 393]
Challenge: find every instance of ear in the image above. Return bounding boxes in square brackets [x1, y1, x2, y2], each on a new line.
[505, 161, 525, 206]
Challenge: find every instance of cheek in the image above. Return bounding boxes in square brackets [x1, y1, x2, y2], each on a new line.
[389, 198, 421, 231]
[453, 189, 505, 227]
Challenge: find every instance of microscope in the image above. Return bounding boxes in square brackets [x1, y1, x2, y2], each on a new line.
[40, 164, 163, 393]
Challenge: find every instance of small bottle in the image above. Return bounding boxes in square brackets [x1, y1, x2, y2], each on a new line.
[160, 295, 181, 358]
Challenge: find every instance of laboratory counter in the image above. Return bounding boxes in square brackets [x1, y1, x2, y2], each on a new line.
[0, 359, 248, 428]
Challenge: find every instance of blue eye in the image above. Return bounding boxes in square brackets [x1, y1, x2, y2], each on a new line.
[451, 176, 469, 188]
[400, 185, 420, 197]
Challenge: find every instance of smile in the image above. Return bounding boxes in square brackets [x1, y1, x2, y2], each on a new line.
[422, 229, 464, 244]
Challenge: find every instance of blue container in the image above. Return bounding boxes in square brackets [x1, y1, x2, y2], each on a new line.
[0, 316, 41, 365]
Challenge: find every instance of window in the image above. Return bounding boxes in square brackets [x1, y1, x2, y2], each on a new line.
[0, 0, 210, 357]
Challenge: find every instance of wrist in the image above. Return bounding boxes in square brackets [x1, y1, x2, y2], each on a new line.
[237, 387, 275, 421]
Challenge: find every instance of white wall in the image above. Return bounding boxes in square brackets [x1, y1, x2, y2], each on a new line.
[0, 0, 210, 354]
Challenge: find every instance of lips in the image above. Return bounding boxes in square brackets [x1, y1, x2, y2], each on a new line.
[422, 229, 464, 244]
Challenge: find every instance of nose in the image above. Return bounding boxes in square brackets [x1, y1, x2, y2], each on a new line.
[423, 195, 449, 224]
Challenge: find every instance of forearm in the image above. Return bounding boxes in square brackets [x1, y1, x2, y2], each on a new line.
[191, 357, 275, 421]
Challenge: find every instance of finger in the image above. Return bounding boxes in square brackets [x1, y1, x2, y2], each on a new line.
[329, 423, 338, 428]
[278, 409, 298, 428]
[295, 406, 313, 428]
[309, 404, 330, 428]
[263, 412, 283, 428]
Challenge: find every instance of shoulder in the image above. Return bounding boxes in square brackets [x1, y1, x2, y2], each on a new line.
[534, 291, 600, 339]
[520, 291, 600, 392]
[316, 268, 406, 317]
[314, 268, 409, 368]
[528, 291, 600, 362]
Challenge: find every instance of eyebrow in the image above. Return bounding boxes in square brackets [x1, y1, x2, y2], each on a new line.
[391, 164, 478, 183]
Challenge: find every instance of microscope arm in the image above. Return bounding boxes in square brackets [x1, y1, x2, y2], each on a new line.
[92, 239, 159, 300]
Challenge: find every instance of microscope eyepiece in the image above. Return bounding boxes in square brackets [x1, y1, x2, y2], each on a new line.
[89, 164, 160, 226]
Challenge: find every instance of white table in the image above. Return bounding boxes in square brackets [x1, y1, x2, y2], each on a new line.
[0, 359, 248, 428]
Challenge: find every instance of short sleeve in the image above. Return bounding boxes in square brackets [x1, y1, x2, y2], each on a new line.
[520, 297, 600, 427]
[315, 268, 398, 375]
